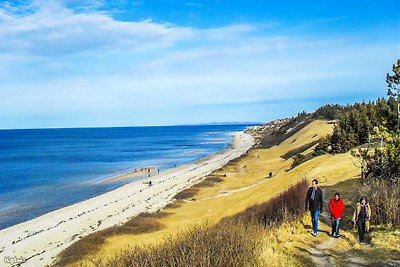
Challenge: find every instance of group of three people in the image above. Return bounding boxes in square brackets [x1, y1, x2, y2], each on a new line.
[305, 179, 371, 243]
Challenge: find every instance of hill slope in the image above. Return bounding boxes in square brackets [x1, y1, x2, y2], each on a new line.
[59, 119, 399, 266]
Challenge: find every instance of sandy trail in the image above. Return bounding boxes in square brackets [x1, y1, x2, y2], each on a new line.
[0, 132, 254, 267]
[199, 178, 269, 201]
[308, 212, 367, 267]
[308, 190, 338, 267]
[308, 189, 366, 267]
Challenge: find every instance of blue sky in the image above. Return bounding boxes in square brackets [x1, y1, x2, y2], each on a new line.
[0, 0, 399, 129]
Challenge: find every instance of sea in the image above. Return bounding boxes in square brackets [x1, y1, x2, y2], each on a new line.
[0, 124, 256, 230]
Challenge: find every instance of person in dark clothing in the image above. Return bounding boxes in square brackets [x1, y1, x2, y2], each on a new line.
[352, 196, 371, 243]
[305, 179, 323, 236]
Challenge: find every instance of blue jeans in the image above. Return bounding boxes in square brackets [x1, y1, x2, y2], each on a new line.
[331, 218, 341, 236]
[310, 210, 319, 234]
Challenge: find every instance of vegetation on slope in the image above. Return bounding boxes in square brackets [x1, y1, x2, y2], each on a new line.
[84, 181, 308, 267]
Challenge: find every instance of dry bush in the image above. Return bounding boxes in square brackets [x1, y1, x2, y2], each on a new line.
[359, 180, 400, 226]
[192, 176, 223, 188]
[138, 212, 170, 219]
[193, 180, 214, 188]
[98, 221, 263, 267]
[226, 154, 248, 166]
[226, 179, 308, 227]
[83, 180, 308, 267]
[204, 176, 223, 183]
[290, 153, 307, 169]
[164, 200, 184, 209]
[173, 188, 199, 200]
[55, 212, 167, 266]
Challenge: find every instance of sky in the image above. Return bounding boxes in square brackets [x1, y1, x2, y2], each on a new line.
[0, 0, 399, 129]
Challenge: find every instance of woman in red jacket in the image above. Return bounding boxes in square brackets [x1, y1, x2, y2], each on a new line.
[328, 192, 345, 238]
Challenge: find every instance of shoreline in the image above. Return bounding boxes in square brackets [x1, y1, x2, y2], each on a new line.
[0, 130, 255, 266]
[99, 131, 238, 184]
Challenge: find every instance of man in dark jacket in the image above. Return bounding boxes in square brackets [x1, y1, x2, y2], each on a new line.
[305, 179, 323, 236]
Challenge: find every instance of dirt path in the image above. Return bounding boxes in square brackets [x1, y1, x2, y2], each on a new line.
[198, 178, 269, 201]
[308, 198, 339, 267]
[307, 189, 367, 267]
[308, 220, 368, 267]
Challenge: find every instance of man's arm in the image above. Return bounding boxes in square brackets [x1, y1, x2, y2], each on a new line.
[305, 188, 310, 211]
[319, 189, 323, 212]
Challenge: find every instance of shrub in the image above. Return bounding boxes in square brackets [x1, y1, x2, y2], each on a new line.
[90, 180, 308, 267]
[56, 212, 167, 266]
[227, 179, 308, 227]
[291, 153, 307, 169]
[173, 188, 199, 200]
[204, 176, 223, 183]
[313, 135, 332, 155]
[192, 176, 223, 188]
[165, 200, 184, 209]
[102, 221, 262, 267]
[358, 180, 400, 226]
[352, 126, 400, 182]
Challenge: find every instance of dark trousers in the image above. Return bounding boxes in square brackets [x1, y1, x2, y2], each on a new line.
[356, 220, 366, 242]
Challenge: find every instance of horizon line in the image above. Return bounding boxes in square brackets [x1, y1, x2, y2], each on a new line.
[0, 121, 263, 131]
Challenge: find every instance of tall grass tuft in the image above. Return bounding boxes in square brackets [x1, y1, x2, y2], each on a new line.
[56, 212, 167, 266]
[359, 180, 400, 226]
[99, 221, 262, 267]
[226, 179, 308, 227]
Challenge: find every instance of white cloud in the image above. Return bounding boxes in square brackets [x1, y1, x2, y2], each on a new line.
[0, 0, 399, 128]
[0, 1, 272, 58]
[0, 1, 195, 56]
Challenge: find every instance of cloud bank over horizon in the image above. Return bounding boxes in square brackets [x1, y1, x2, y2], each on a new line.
[0, 0, 399, 129]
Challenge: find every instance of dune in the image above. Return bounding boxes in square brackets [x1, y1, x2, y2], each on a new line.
[72, 120, 351, 264]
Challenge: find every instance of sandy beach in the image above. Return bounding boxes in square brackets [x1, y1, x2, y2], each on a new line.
[0, 131, 254, 267]
[98, 167, 156, 184]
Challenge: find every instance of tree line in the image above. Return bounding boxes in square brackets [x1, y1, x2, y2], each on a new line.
[288, 59, 399, 182]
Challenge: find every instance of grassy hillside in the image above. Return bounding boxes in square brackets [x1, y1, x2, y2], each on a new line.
[57, 119, 399, 266]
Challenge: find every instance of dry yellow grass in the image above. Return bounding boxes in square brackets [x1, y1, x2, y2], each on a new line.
[264, 169, 400, 266]
[67, 120, 368, 266]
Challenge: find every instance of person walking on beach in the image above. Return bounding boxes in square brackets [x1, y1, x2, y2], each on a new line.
[352, 196, 371, 244]
[305, 179, 323, 236]
[328, 192, 344, 238]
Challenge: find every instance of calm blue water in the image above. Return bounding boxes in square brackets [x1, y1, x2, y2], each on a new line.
[0, 124, 254, 230]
